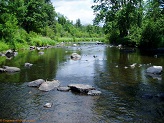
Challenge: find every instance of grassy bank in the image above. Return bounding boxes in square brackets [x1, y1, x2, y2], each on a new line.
[56, 37, 106, 43]
[0, 36, 106, 51]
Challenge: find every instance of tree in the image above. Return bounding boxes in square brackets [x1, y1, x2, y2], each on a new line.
[75, 18, 82, 28]
[92, 0, 144, 42]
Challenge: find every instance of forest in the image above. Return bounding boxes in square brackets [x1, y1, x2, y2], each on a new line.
[92, 0, 164, 48]
[0, 0, 104, 51]
[0, 0, 164, 51]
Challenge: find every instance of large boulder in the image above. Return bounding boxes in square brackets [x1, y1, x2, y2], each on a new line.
[68, 84, 95, 93]
[3, 66, 20, 73]
[39, 80, 60, 91]
[146, 66, 163, 74]
[28, 79, 45, 87]
[70, 53, 81, 60]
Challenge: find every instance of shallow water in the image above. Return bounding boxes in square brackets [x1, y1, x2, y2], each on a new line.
[0, 43, 164, 123]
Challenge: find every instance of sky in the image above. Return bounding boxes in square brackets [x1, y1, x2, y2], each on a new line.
[51, 0, 95, 25]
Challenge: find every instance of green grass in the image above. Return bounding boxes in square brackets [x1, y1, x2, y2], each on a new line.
[0, 35, 106, 52]
[29, 36, 56, 46]
[56, 37, 106, 42]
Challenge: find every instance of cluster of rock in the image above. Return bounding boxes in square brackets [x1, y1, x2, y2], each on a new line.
[0, 62, 34, 73]
[27, 79, 101, 96]
[27, 79, 60, 92]
[30, 45, 52, 50]
[0, 49, 18, 58]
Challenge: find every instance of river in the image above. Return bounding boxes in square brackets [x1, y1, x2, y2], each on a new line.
[0, 42, 164, 123]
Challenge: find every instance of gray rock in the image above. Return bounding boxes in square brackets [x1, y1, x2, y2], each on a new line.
[30, 46, 35, 50]
[68, 84, 95, 93]
[44, 103, 52, 108]
[146, 66, 162, 74]
[39, 80, 60, 91]
[28, 79, 45, 87]
[3, 66, 20, 73]
[25, 63, 33, 67]
[0, 68, 6, 73]
[70, 53, 81, 60]
[5, 49, 14, 58]
[87, 90, 102, 96]
[57, 86, 70, 92]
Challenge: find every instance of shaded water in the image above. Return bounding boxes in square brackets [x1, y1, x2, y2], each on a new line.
[0, 43, 164, 123]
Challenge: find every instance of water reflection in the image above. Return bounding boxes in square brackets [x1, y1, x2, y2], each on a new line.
[0, 43, 164, 122]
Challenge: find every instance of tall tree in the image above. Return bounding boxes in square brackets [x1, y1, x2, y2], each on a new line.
[75, 18, 82, 28]
[92, 0, 143, 38]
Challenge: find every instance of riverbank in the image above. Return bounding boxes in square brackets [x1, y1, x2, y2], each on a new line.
[0, 36, 106, 52]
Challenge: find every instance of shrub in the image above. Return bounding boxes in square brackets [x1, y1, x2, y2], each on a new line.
[139, 21, 162, 49]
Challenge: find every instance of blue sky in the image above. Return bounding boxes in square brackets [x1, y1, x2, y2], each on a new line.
[51, 0, 95, 25]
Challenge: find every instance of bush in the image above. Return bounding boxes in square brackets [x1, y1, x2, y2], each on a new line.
[108, 30, 119, 44]
[139, 21, 162, 49]
[0, 40, 9, 51]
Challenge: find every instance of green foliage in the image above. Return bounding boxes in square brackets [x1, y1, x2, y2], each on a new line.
[92, 0, 164, 49]
[0, 0, 105, 51]
[139, 21, 162, 48]
[0, 40, 9, 51]
[107, 30, 119, 44]
[29, 34, 56, 46]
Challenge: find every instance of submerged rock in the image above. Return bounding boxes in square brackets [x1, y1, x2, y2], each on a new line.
[39, 80, 60, 91]
[156, 93, 164, 101]
[68, 84, 95, 93]
[146, 66, 162, 74]
[28, 79, 45, 87]
[57, 86, 70, 92]
[141, 94, 153, 99]
[87, 90, 102, 96]
[70, 53, 81, 60]
[146, 73, 162, 80]
[38, 51, 44, 55]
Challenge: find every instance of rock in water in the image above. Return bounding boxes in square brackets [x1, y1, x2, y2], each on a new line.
[146, 66, 163, 74]
[39, 80, 60, 91]
[70, 53, 81, 60]
[44, 103, 52, 108]
[0, 68, 6, 73]
[3, 66, 20, 73]
[68, 84, 95, 93]
[28, 79, 45, 87]
[25, 63, 33, 67]
[57, 86, 70, 92]
[87, 90, 102, 96]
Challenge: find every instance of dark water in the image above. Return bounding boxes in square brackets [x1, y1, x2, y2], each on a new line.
[0, 43, 164, 123]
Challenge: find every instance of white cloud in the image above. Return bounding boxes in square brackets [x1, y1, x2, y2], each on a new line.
[51, 0, 95, 25]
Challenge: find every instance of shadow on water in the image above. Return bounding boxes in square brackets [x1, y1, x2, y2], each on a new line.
[0, 43, 164, 122]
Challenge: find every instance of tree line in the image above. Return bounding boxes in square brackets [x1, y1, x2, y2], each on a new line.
[92, 0, 164, 49]
[0, 0, 104, 51]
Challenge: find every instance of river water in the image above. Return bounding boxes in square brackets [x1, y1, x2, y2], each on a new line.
[0, 42, 164, 123]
